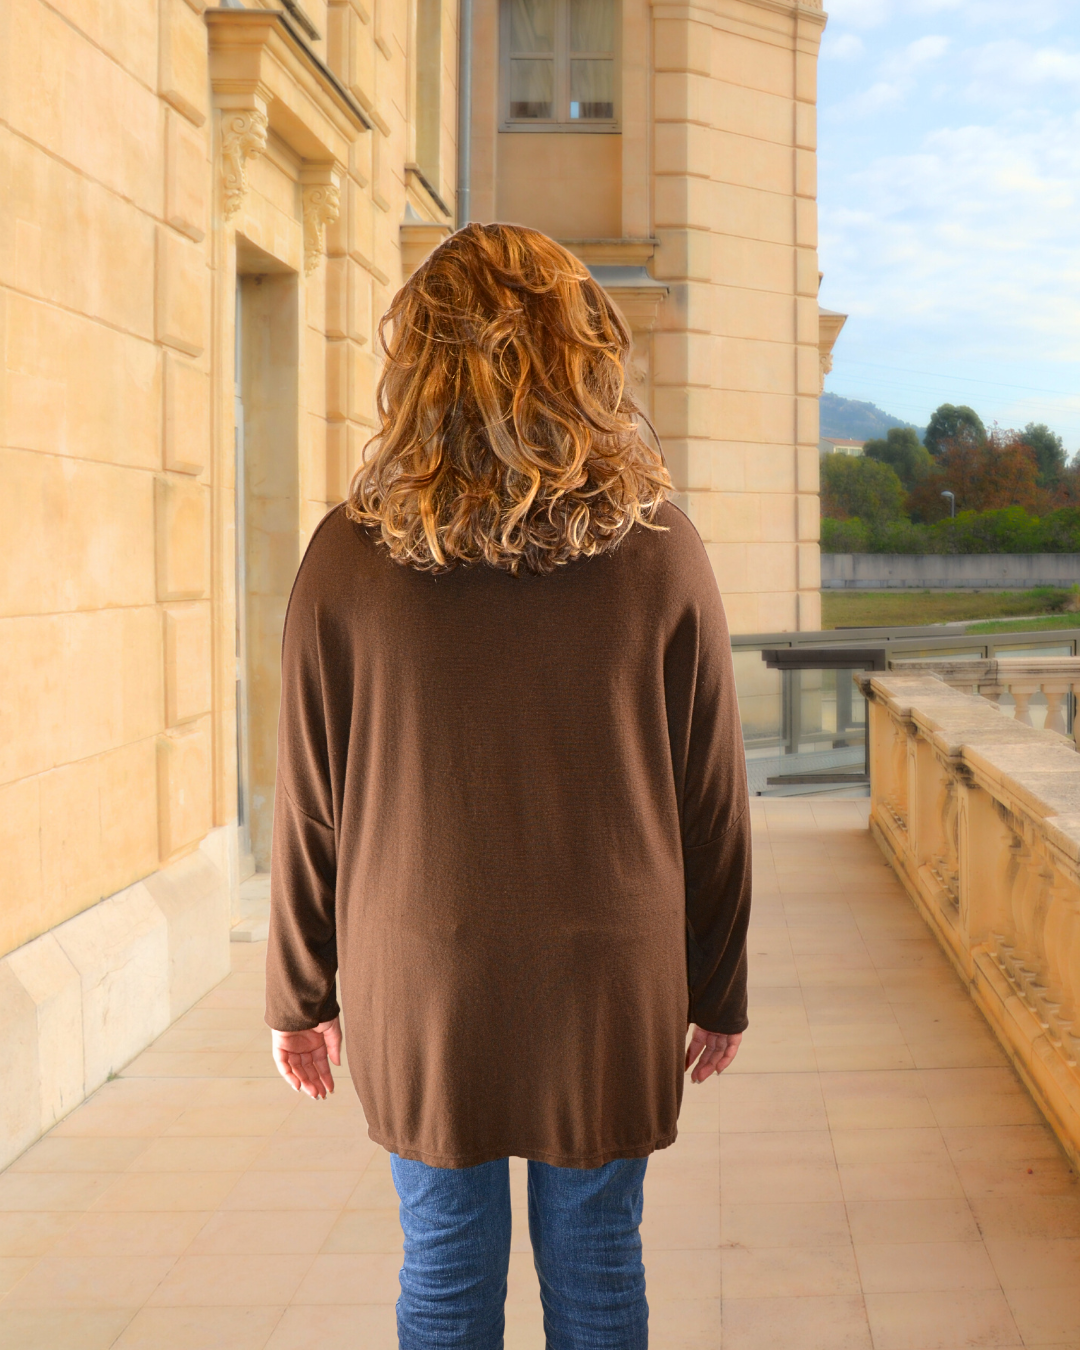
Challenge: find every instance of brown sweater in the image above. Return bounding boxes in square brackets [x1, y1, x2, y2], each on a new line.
[265, 501, 751, 1168]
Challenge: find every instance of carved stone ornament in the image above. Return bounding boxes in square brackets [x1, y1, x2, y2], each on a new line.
[819, 348, 833, 394]
[303, 182, 341, 276]
[221, 109, 268, 220]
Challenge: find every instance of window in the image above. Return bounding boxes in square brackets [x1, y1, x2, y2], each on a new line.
[503, 0, 618, 129]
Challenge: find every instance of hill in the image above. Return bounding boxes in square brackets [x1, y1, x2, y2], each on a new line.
[821, 392, 924, 443]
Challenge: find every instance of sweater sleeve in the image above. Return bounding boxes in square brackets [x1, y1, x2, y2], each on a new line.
[665, 525, 752, 1034]
[264, 542, 341, 1034]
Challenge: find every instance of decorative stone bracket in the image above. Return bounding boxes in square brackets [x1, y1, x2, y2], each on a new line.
[302, 167, 342, 276]
[220, 105, 268, 220]
[206, 9, 366, 257]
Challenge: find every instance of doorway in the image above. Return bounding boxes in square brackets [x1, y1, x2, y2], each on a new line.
[234, 244, 300, 873]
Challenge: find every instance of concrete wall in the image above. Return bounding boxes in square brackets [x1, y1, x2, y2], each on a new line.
[823, 554, 1080, 590]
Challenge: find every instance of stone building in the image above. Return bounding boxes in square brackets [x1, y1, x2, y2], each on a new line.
[0, 0, 830, 1164]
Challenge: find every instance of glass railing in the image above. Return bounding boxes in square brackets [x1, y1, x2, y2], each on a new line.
[731, 623, 1080, 797]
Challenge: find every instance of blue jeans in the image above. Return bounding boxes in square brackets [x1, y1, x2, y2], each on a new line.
[390, 1153, 649, 1350]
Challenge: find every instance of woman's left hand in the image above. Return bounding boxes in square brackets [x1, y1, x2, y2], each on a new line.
[685, 1025, 742, 1083]
[272, 1017, 342, 1099]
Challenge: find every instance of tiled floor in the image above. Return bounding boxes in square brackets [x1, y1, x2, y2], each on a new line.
[2, 799, 1080, 1348]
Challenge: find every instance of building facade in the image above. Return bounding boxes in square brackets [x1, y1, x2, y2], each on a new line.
[0, 0, 827, 1164]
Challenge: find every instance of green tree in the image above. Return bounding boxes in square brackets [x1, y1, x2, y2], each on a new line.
[924, 404, 986, 457]
[820, 453, 906, 525]
[1021, 422, 1066, 487]
[863, 427, 933, 490]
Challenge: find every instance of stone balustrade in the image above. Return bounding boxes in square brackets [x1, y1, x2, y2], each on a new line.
[857, 670, 1080, 1170]
[890, 657, 1080, 746]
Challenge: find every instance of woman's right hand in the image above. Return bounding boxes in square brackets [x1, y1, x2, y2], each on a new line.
[685, 1025, 742, 1083]
[271, 1017, 342, 1099]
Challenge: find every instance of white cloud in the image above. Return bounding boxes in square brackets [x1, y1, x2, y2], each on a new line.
[820, 112, 1080, 364]
[822, 33, 867, 60]
[822, 0, 891, 29]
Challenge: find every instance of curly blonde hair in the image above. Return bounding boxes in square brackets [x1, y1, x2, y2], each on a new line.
[346, 222, 671, 575]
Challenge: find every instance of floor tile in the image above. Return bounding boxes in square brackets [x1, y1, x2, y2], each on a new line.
[263, 1303, 399, 1350]
[188, 1209, 341, 1255]
[721, 1294, 872, 1350]
[3, 1254, 176, 1308]
[854, 1240, 1000, 1292]
[863, 1288, 1022, 1349]
[112, 1305, 284, 1349]
[0, 1308, 135, 1350]
[983, 1235, 1080, 1288]
[721, 1243, 860, 1298]
[52, 1209, 211, 1256]
[147, 1253, 313, 1306]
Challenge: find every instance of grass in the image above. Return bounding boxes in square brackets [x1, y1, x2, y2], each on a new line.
[821, 587, 1080, 631]
[966, 614, 1080, 634]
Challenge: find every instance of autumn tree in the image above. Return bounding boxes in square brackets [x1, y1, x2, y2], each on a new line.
[906, 429, 1044, 522]
[924, 404, 986, 457]
[821, 453, 906, 524]
[864, 427, 933, 490]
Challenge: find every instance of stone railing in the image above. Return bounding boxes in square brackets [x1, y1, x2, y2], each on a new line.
[858, 671, 1080, 1170]
[890, 657, 1080, 747]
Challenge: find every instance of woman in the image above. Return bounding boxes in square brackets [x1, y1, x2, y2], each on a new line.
[266, 222, 751, 1349]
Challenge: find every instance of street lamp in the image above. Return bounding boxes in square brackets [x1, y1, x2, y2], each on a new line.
[941, 490, 956, 518]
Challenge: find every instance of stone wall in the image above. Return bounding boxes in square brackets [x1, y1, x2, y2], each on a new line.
[860, 670, 1080, 1172]
[825, 553, 1080, 590]
[1, 0, 458, 1152]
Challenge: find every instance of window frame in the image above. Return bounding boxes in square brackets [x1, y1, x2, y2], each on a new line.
[500, 0, 621, 133]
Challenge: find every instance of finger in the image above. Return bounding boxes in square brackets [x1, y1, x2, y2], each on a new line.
[685, 1028, 708, 1071]
[300, 1049, 329, 1100]
[310, 1044, 335, 1097]
[290, 1051, 325, 1100]
[273, 1048, 302, 1093]
[692, 1038, 727, 1083]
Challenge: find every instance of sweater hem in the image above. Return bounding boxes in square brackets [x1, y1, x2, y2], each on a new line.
[367, 1127, 679, 1170]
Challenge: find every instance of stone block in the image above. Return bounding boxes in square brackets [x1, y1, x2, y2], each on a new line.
[155, 225, 208, 357]
[745, 443, 795, 494]
[53, 880, 170, 1092]
[97, 738, 161, 903]
[719, 336, 794, 396]
[712, 28, 790, 97]
[158, 0, 208, 126]
[760, 492, 796, 542]
[165, 109, 207, 242]
[163, 352, 209, 474]
[713, 182, 794, 247]
[711, 83, 792, 145]
[155, 474, 210, 601]
[39, 756, 104, 939]
[63, 606, 163, 764]
[796, 395, 819, 445]
[795, 197, 817, 248]
[795, 147, 816, 199]
[143, 847, 230, 1019]
[5, 934, 83, 1134]
[796, 445, 819, 492]
[795, 101, 816, 151]
[156, 717, 212, 861]
[710, 130, 791, 196]
[795, 51, 817, 104]
[715, 237, 793, 294]
[651, 230, 710, 285]
[326, 339, 350, 421]
[795, 295, 818, 345]
[326, 421, 368, 501]
[653, 72, 711, 125]
[653, 123, 709, 179]
[653, 17, 710, 74]
[795, 246, 818, 297]
[0, 965, 40, 1168]
[797, 539, 821, 588]
[796, 344, 819, 396]
[164, 602, 212, 725]
[3, 292, 160, 469]
[0, 777, 43, 960]
[716, 389, 794, 446]
[797, 492, 820, 544]
[797, 589, 821, 633]
[0, 614, 63, 784]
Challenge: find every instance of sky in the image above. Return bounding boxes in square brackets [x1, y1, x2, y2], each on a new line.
[817, 0, 1080, 449]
